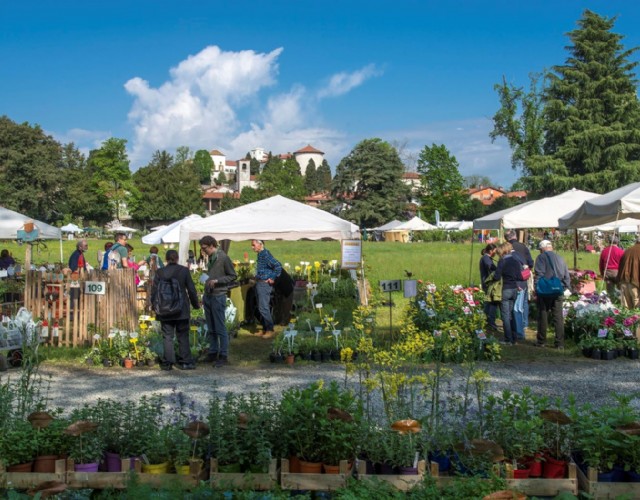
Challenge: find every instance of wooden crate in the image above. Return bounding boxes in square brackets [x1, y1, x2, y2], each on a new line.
[280, 458, 352, 491]
[0, 459, 66, 489]
[576, 464, 640, 499]
[356, 460, 426, 491]
[504, 461, 578, 497]
[210, 458, 278, 490]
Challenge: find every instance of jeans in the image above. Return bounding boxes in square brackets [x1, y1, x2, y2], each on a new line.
[161, 318, 193, 365]
[203, 294, 228, 357]
[500, 288, 518, 344]
[514, 289, 526, 339]
[483, 301, 498, 329]
[255, 281, 274, 331]
[537, 295, 565, 347]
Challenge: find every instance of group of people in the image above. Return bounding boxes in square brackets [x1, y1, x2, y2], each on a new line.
[480, 230, 570, 348]
[601, 234, 640, 309]
[151, 237, 283, 371]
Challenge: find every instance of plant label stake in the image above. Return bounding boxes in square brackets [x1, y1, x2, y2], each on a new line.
[379, 280, 401, 338]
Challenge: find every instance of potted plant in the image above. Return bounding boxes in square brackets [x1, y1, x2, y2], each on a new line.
[0, 419, 38, 471]
[64, 420, 103, 472]
[318, 408, 359, 473]
[539, 409, 574, 478]
[32, 412, 68, 473]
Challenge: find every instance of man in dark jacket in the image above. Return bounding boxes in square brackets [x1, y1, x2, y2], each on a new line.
[534, 240, 571, 349]
[68, 239, 89, 272]
[151, 250, 200, 370]
[200, 236, 237, 367]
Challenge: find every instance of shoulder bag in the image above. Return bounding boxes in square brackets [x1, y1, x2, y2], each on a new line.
[536, 253, 564, 297]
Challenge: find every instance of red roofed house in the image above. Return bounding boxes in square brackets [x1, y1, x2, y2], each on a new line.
[468, 186, 507, 206]
[294, 144, 324, 176]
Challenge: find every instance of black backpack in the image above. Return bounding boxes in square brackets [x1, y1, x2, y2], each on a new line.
[152, 275, 184, 317]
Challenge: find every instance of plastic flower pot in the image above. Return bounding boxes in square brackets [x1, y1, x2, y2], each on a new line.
[591, 349, 602, 360]
[285, 354, 295, 365]
[429, 451, 451, 472]
[542, 456, 567, 478]
[625, 469, 640, 482]
[375, 462, 396, 475]
[525, 455, 543, 477]
[142, 462, 170, 474]
[74, 462, 100, 473]
[513, 466, 531, 479]
[398, 465, 418, 475]
[627, 348, 639, 360]
[104, 451, 121, 472]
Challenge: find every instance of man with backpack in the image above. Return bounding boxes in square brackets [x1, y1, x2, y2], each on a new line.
[199, 236, 237, 367]
[150, 250, 200, 370]
[102, 233, 130, 270]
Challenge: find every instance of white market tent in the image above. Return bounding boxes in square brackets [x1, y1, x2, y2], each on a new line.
[558, 182, 640, 229]
[392, 216, 437, 231]
[150, 224, 167, 231]
[110, 226, 138, 233]
[473, 188, 599, 230]
[371, 220, 403, 231]
[60, 223, 82, 233]
[178, 195, 360, 262]
[439, 220, 473, 231]
[142, 214, 202, 245]
[0, 207, 61, 240]
[576, 217, 640, 233]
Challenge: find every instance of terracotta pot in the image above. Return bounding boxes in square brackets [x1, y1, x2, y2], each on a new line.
[299, 460, 322, 474]
[323, 463, 340, 474]
[7, 461, 33, 472]
[124, 358, 134, 369]
[289, 455, 301, 473]
[33, 455, 58, 473]
[285, 354, 295, 365]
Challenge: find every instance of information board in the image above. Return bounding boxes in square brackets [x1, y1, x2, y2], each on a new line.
[341, 239, 362, 269]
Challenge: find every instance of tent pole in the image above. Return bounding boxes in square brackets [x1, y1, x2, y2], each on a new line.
[468, 232, 476, 287]
[573, 230, 578, 269]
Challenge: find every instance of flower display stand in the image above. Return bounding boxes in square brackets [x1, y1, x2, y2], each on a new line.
[356, 459, 426, 491]
[576, 464, 640, 499]
[210, 458, 278, 490]
[0, 459, 66, 489]
[505, 461, 578, 497]
[280, 458, 352, 491]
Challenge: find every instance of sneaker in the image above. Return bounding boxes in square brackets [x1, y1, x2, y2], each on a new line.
[262, 331, 276, 339]
[176, 363, 196, 370]
[206, 353, 218, 362]
[215, 356, 228, 367]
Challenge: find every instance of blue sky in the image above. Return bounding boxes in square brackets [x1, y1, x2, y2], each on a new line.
[2, 1, 639, 189]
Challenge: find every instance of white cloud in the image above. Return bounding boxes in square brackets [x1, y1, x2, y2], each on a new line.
[317, 64, 382, 99]
[380, 118, 519, 188]
[123, 45, 366, 168]
[49, 128, 111, 157]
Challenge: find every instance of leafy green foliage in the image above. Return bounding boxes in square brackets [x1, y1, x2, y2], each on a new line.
[303, 158, 318, 194]
[417, 144, 467, 221]
[332, 138, 410, 227]
[192, 149, 214, 184]
[258, 156, 305, 199]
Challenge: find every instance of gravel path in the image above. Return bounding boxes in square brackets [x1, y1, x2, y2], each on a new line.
[9, 354, 638, 416]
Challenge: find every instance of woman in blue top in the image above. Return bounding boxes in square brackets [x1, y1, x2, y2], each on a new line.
[493, 242, 527, 345]
[479, 243, 498, 332]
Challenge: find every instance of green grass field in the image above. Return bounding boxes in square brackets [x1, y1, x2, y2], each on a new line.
[3, 237, 601, 365]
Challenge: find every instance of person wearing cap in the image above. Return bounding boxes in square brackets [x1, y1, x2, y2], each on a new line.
[534, 240, 570, 348]
[617, 236, 640, 309]
[600, 236, 624, 301]
[251, 239, 282, 339]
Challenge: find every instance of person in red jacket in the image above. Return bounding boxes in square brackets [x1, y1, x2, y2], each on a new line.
[599, 235, 624, 300]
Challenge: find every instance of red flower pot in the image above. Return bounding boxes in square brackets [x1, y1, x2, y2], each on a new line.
[542, 455, 567, 478]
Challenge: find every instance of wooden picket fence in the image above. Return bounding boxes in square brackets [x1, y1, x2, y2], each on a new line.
[23, 269, 139, 346]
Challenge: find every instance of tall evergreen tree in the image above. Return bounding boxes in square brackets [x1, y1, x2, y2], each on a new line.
[304, 158, 318, 194]
[492, 10, 640, 195]
[332, 138, 410, 227]
[258, 155, 305, 199]
[417, 144, 467, 221]
[316, 159, 333, 192]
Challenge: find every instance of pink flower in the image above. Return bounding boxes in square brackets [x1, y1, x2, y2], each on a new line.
[604, 317, 616, 327]
[613, 309, 620, 315]
[624, 317, 635, 327]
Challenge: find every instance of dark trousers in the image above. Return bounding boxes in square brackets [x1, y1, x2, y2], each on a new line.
[483, 301, 498, 329]
[161, 318, 193, 365]
[500, 288, 518, 344]
[537, 296, 565, 347]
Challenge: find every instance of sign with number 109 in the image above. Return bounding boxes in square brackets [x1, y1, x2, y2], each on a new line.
[85, 281, 106, 295]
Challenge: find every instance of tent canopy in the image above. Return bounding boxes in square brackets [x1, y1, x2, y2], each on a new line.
[576, 217, 640, 233]
[0, 206, 61, 240]
[371, 220, 403, 231]
[439, 220, 473, 231]
[61, 223, 82, 233]
[473, 188, 598, 230]
[110, 226, 138, 233]
[142, 214, 202, 245]
[558, 182, 640, 229]
[178, 195, 360, 262]
[392, 216, 436, 231]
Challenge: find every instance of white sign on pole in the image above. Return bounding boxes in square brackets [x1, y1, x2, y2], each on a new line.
[84, 281, 106, 295]
[341, 239, 362, 269]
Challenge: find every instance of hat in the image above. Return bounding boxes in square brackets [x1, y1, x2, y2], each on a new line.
[539, 240, 552, 249]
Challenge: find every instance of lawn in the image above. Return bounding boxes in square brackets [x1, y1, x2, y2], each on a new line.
[3, 237, 601, 365]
